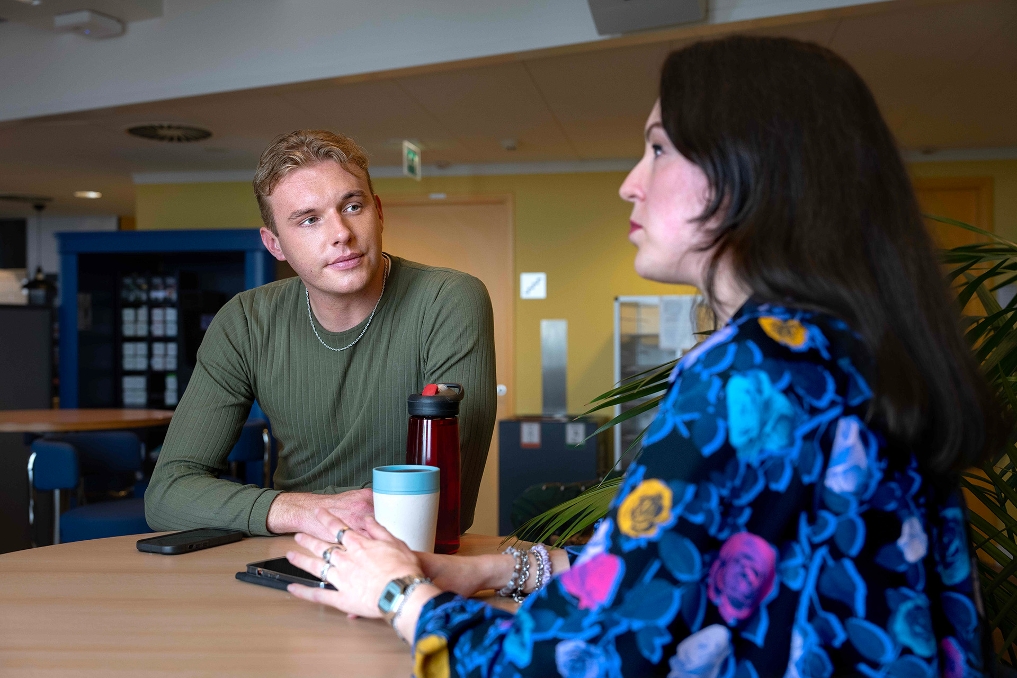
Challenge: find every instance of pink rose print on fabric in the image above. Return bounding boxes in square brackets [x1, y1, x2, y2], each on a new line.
[941, 637, 964, 678]
[707, 531, 778, 623]
[559, 552, 624, 611]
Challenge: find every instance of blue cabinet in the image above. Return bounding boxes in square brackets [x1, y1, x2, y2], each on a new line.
[57, 230, 275, 408]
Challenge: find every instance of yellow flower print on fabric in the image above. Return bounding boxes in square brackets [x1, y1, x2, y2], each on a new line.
[759, 317, 808, 350]
[414, 634, 450, 678]
[618, 478, 673, 538]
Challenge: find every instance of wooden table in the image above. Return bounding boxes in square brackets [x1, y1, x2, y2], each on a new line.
[0, 532, 511, 676]
[0, 409, 174, 433]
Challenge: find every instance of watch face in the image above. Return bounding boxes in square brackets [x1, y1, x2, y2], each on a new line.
[379, 580, 402, 612]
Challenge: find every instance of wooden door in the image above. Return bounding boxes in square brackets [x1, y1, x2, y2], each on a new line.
[914, 177, 994, 316]
[914, 176, 994, 248]
[382, 196, 513, 536]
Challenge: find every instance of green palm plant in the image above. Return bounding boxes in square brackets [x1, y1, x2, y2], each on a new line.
[510, 216, 1017, 664]
[938, 216, 1017, 665]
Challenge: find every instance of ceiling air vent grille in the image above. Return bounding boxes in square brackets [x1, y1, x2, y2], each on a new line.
[127, 124, 212, 143]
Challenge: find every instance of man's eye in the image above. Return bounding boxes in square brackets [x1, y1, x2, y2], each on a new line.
[343, 203, 362, 214]
[301, 216, 318, 226]
[652, 144, 664, 157]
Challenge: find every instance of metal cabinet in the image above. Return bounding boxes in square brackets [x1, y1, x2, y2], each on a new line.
[612, 295, 706, 466]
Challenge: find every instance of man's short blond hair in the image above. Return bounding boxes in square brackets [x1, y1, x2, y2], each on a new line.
[254, 130, 374, 233]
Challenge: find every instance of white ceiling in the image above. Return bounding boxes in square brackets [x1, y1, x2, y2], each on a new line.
[0, 0, 886, 122]
[0, 0, 163, 29]
[0, 0, 1014, 217]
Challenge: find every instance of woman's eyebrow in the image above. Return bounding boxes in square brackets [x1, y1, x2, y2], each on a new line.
[644, 122, 664, 140]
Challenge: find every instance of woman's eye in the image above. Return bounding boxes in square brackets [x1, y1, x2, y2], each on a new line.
[652, 144, 664, 158]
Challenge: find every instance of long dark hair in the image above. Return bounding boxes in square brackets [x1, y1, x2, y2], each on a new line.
[659, 36, 1008, 477]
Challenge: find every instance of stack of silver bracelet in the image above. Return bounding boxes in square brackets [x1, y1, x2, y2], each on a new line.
[497, 543, 552, 604]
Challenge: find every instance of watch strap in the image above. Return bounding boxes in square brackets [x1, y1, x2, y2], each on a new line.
[391, 577, 433, 645]
[378, 575, 430, 624]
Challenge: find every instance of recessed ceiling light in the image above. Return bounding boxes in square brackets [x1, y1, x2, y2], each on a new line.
[127, 124, 212, 143]
[74, 191, 102, 199]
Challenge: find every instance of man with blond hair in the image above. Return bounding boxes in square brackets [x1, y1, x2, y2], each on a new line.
[146, 130, 497, 542]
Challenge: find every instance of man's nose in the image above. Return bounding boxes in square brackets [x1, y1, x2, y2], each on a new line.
[330, 213, 353, 245]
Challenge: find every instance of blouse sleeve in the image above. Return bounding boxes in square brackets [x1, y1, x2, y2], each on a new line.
[413, 309, 988, 678]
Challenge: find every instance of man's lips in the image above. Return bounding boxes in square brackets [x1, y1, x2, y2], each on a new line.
[629, 221, 643, 236]
[327, 253, 364, 270]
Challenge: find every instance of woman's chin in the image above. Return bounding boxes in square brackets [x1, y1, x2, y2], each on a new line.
[634, 259, 685, 286]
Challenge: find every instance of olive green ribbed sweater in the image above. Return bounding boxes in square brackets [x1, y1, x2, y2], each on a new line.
[145, 256, 497, 536]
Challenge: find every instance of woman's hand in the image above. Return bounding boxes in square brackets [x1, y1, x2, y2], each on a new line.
[416, 551, 512, 598]
[285, 509, 425, 619]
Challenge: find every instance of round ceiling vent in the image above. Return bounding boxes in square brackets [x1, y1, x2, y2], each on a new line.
[127, 124, 212, 143]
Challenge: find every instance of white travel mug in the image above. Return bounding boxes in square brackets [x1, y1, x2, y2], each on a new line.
[372, 465, 440, 553]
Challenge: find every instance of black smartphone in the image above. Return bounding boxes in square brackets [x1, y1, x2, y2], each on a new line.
[136, 528, 243, 555]
[239, 557, 336, 591]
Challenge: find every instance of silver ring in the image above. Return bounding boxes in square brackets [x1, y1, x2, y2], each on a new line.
[322, 546, 336, 563]
[319, 561, 333, 582]
[335, 528, 347, 545]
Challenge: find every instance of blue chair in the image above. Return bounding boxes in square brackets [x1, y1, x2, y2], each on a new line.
[28, 432, 152, 544]
[225, 418, 274, 488]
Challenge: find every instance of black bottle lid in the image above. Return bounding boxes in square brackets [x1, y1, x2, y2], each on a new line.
[408, 383, 464, 417]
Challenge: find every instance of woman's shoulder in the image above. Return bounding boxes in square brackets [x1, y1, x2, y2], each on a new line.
[650, 298, 874, 468]
[672, 298, 871, 400]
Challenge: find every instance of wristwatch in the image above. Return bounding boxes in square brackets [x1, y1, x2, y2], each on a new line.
[378, 575, 431, 625]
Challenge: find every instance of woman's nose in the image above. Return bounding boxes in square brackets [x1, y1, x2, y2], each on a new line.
[619, 159, 646, 203]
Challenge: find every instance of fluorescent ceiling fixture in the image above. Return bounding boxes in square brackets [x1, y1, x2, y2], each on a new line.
[74, 191, 102, 199]
[14, 0, 42, 5]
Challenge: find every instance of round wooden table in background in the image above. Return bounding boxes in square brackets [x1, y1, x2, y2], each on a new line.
[0, 532, 514, 676]
[0, 409, 174, 434]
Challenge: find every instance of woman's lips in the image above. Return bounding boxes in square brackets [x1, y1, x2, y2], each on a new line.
[629, 221, 643, 236]
[327, 253, 364, 270]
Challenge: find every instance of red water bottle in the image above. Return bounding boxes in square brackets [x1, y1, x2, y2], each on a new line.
[406, 383, 463, 554]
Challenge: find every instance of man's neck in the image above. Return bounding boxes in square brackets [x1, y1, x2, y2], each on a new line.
[305, 256, 388, 333]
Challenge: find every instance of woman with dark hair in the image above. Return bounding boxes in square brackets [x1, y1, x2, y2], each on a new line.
[285, 36, 1008, 677]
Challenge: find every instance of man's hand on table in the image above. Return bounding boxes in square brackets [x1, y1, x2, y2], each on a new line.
[266, 489, 374, 540]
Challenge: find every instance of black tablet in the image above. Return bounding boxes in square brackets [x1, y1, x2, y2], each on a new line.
[238, 557, 337, 591]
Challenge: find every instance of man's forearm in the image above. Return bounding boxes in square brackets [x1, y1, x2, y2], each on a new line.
[265, 492, 313, 534]
[145, 460, 280, 536]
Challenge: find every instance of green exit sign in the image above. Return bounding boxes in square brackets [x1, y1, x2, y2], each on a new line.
[402, 140, 421, 181]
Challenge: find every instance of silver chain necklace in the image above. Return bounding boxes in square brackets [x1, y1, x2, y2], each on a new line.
[306, 255, 390, 352]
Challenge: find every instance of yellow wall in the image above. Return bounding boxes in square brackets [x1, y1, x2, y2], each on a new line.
[908, 158, 1017, 240]
[134, 157, 1017, 415]
[136, 182, 263, 230]
[136, 172, 682, 417]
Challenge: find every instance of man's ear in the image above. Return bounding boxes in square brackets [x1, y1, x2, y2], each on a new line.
[260, 227, 287, 262]
[374, 194, 384, 232]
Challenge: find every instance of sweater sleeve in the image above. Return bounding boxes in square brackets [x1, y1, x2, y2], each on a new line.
[419, 272, 498, 532]
[145, 296, 281, 536]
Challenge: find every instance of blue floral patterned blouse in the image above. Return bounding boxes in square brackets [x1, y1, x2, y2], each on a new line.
[413, 299, 989, 678]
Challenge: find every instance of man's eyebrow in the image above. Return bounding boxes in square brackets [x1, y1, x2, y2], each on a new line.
[288, 207, 316, 222]
[287, 191, 365, 222]
[644, 122, 664, 140]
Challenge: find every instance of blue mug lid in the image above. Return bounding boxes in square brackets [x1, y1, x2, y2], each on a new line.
[373, 465, 440, 495]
